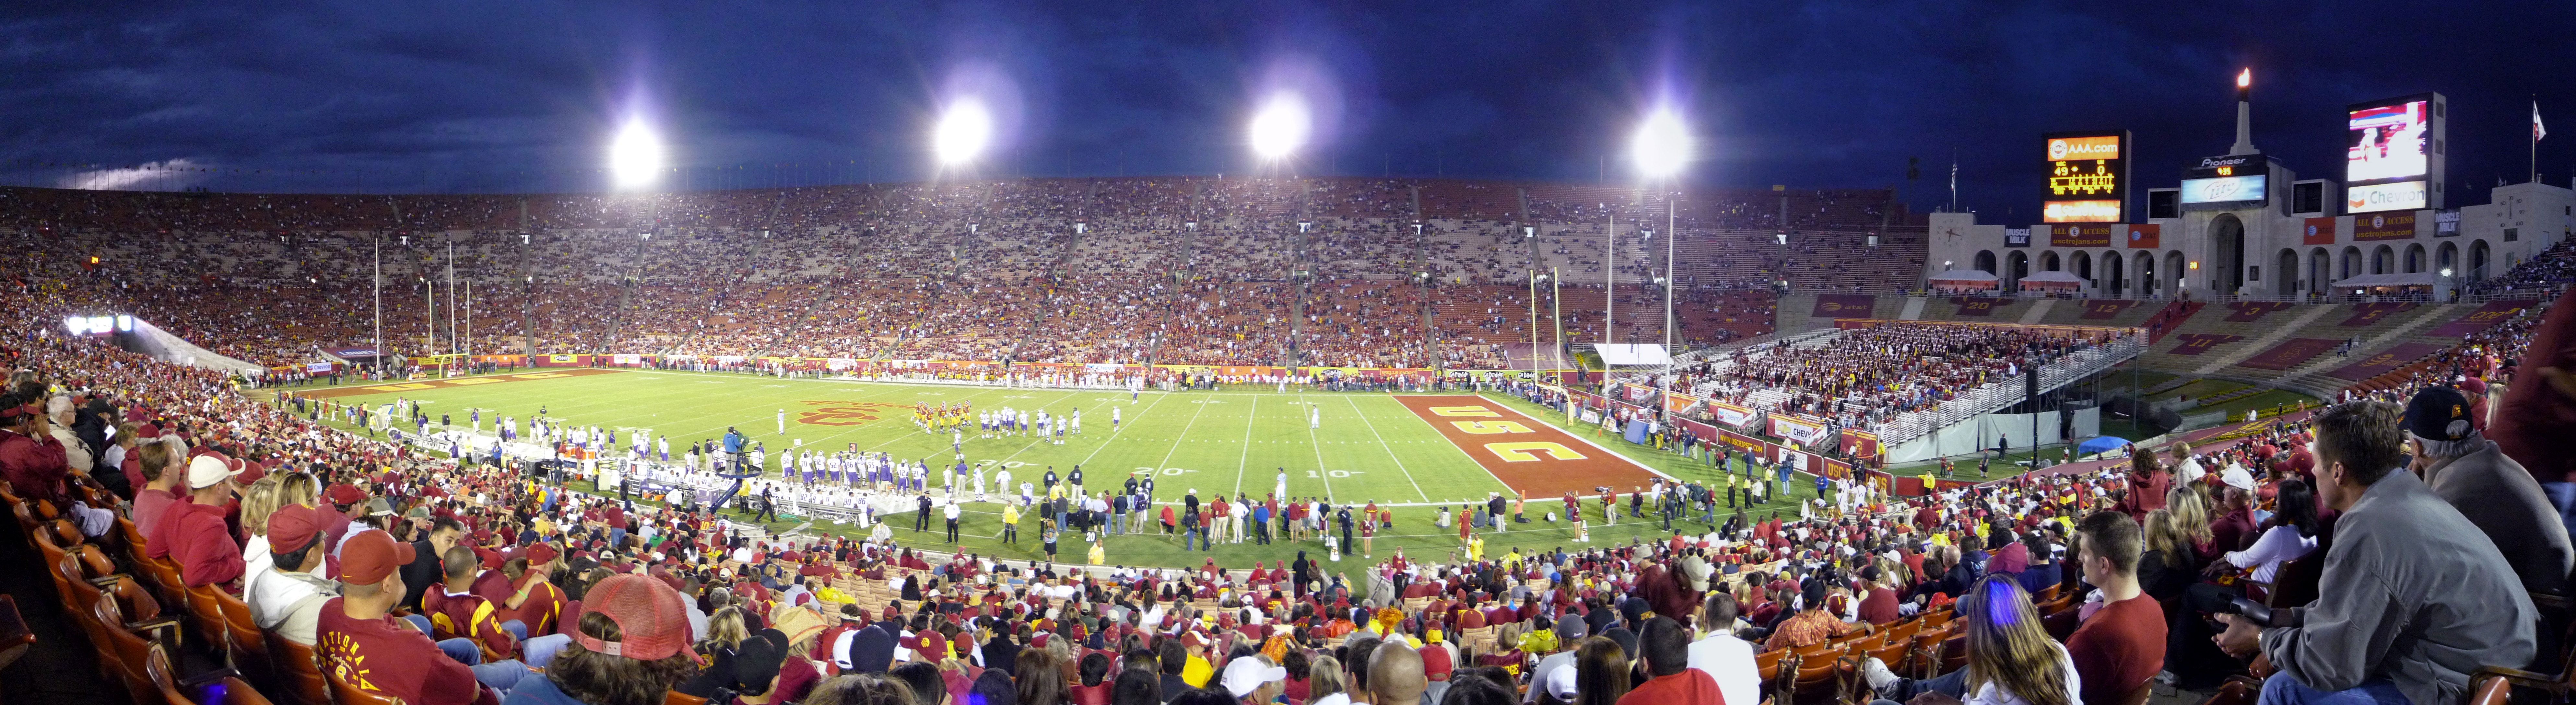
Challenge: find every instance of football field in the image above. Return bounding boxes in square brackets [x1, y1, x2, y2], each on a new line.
[293, 369, 1811, 569]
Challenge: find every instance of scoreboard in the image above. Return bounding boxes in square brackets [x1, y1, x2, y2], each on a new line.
[2043, 130, 2130, 223]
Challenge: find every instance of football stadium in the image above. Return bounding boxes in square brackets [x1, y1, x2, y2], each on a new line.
[3, 6, 2572, 705]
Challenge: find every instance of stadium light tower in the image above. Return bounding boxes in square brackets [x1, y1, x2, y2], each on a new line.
[1249, 93, 1311, 163]
[1630, 107, 1691, 353]
[608, 120, 665, 191]
[935, 99, 995, 167]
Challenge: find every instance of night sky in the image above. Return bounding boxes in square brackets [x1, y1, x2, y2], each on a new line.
[4, 1, 2572, 220]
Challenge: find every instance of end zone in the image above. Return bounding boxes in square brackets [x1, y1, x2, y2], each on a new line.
[1391, 395, 1663, 498]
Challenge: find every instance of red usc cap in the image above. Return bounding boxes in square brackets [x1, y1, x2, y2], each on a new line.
[578, 573, 692, 661]
[268, 504, 323, 553]
[340, 530, 416, 585]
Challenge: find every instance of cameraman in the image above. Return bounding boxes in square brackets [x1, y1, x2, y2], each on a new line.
[2214, 401, 2534, 705]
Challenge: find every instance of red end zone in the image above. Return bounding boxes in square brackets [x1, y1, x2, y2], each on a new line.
[1392, 395, 1663, 499]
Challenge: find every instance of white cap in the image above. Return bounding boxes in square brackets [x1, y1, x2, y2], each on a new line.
[1220, 657, 1288, 697]
[185, 453, 244, 490]
[1545, 662, 1580, 700]
[2220, 467, 2257, 492]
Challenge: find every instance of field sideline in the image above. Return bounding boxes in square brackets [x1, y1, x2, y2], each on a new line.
[283, 369, 1836, 569]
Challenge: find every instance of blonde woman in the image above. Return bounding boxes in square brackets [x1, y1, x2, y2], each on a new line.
[2136, 509, 2194, 601]
[238, 475, 287, 581]
[1867, 574, 2079, 705]
[1304, 655, 1350, 705]
[2163, 485, 2215, 558]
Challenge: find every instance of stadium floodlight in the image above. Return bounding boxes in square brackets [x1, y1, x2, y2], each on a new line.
[608, 120, 666, 190]
[935, 99, 994, 166]
[1249, 93, 1311, 161]
[1630, 108, 1691, 179]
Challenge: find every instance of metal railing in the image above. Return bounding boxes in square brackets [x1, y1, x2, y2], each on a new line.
[1866, 332, 2145, 447]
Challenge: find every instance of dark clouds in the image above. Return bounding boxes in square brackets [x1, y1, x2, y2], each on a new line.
[2, 1, 2570, 217]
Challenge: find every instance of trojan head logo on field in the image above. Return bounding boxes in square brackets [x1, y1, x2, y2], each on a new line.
[796, 400, 913, 427]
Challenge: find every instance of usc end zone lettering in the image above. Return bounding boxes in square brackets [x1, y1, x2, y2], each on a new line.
[1392, 395, 1656, 497]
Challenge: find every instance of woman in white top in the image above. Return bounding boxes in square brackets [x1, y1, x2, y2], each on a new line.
[2220, 479, 2322, 584]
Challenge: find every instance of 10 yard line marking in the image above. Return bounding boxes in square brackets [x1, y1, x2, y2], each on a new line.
[1146, 394, 1215, 497]
[1344, 395, 1429, 502]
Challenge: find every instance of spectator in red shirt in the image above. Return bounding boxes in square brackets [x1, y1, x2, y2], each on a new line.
[128, 439, 184, 542]
[149, 451, 247, 590]
[319, 529, 527, 705]
[0, 401, 69, 506]
[1619, 616, 1722, 705]
[426, 545, 524, 658]
[2066, 511, 2164, 705]
[1854, 565, 1901, 625]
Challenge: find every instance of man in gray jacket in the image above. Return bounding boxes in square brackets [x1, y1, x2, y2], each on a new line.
[2405, 385, 2574, 598]
[2217, 400, 2535, 705]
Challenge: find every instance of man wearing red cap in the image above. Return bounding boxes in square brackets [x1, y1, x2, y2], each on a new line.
[322, 483, 369, 555]
[150, 451, 247, 591]
[249, 504, 340, 645]
[320, 530, 530, 705]
[500, 543, 568, 636]
[499, 573, 698, 705]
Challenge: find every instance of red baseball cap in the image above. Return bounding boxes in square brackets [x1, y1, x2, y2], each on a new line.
[268, 504, 323, 553]
[579, 574, 693, 660]
[340, 529, 416, 585]
[527, 542, 561, 565]
[324, 483, 367, 507]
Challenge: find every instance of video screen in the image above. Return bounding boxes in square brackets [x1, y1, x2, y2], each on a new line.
[2179, 175, 2265, 204]
[2347, 99, 2429, 185]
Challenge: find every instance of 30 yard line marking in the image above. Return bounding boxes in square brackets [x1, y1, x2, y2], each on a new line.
[1344, 395, 1429, 501]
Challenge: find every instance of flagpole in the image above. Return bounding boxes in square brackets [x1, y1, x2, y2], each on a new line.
[2533, 98, 2541, 184]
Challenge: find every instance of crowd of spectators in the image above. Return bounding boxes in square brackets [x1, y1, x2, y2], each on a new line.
[12, 179, 1912, 369]
[1683, 323, 2116, 434]
[15, 283, 2576, 705]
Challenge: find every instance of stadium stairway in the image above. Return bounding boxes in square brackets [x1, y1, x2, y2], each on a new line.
[2128, 301, 2463, 394]
[2268, 303, 2464, 398]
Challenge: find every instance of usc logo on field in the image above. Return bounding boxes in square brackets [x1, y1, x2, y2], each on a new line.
[796, 400, 911, 426]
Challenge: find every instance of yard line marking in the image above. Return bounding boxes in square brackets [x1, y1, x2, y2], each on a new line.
[1343, 395, 1429, 502]
[1300, 395, 1334, 500]
[1231, 395, 1258, 496]
[1147, 393, 1215, 490]
[1074, 391, 1173, 468]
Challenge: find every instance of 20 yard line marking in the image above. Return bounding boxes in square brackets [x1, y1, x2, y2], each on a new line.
[1344, 395, 1429, 502]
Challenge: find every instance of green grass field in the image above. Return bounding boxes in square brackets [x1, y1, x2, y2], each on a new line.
[281, 369, 1835, 572]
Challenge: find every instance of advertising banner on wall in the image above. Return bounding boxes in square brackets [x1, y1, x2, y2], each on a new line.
[2123, 224, 2159, 248]
[1705, 401, 1758, 428]
[1839, 429, 1881, 460]
[2049, 224, 2114, 247]
[1810, 294, 1875, 318]
[2353, 212, 2418, 241]
[2303, 217, 2339, 245]
[1768, 414, 1828, 446]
